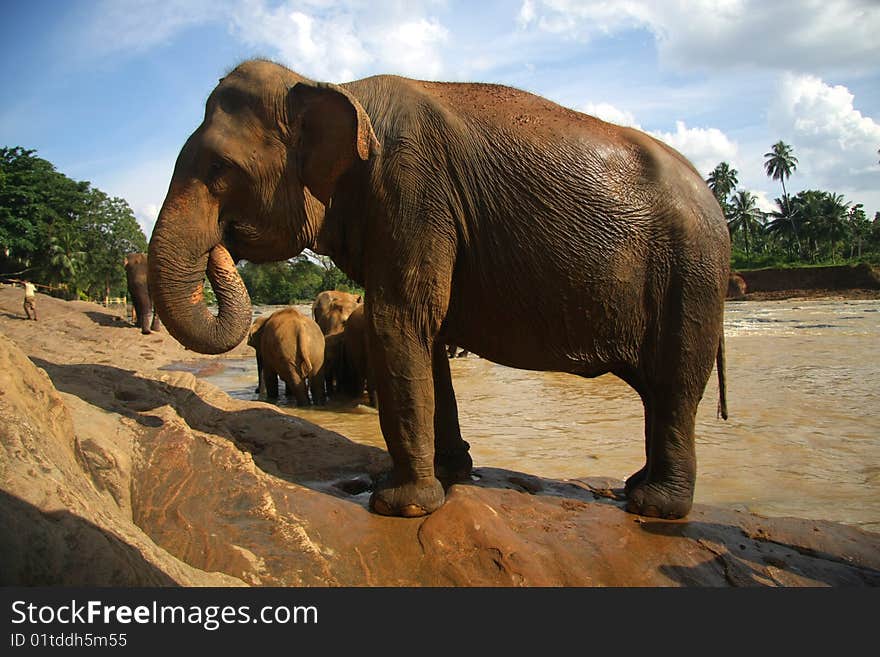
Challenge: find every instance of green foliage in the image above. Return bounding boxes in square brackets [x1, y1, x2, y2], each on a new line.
[238, 254, 364, 305]
[709, 140, 880, 269]
[0, 146, 148, 300]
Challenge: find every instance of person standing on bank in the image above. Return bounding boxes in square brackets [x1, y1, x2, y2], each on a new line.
[22, 279, 37, 321]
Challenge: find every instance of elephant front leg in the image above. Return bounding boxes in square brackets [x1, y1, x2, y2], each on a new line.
[432, 340, 471, 484]
[368, 308, 445, 518]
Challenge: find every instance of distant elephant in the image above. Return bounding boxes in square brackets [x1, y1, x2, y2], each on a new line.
[247, 307, 326, 405]
[312, 289, 362, 335]
[727, 272, 747, 299]
[341, 304, 376, 406]
[123, 253, 160, 334]
[148, 60, 730, 520]
[313, 289, 362, 396]
[322, 331, 345, 398]
[247, 314, 270, 393]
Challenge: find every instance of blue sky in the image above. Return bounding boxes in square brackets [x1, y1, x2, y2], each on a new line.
[2, 0, 879, 239]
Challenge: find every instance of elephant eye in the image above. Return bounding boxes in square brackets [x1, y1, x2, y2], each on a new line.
[208, 159, 226, 178]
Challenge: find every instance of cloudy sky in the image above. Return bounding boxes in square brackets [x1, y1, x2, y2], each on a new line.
[2, 0, 879, 238]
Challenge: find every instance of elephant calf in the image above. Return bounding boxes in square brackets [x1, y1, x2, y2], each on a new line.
[247, 308, 326, 406]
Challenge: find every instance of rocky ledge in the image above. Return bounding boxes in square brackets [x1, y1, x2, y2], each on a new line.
[0, 287, 878, 586]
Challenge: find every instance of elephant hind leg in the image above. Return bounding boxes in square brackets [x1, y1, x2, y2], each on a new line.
[625, 391, 698, 519]
[431, 341, 471, 484]
[286, 375, 309, 406]
[310, 368, 326, 405]
[613, 367, 652, 497]
[624, 306, 720, 519]
[262, 367, 279, 398]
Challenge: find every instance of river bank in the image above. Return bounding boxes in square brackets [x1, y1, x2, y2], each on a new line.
[734, 263, 880, 301]
[1, 286, 878, 586]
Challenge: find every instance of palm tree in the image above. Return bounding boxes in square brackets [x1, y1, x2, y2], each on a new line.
[727, 190, 764, 265]
[47, 228, 86, 296]
[764, 141, 801, 255]
[818, 193, 850, 262]
[764, 141, 798, 197]
[706, 162, 739, 202]
[766, 195, 799, 259]
[706, 162, 738, 219]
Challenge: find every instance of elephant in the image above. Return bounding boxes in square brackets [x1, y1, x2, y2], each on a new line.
[341, 304, 376, 406]
[148, 59, 730, 520]
[123, 253, 160, 334]
[247, 314, 270, 393]
[312, 289, 362, 335]
[313, 289, 362, 396]
[246, 307, 326, 405]
[727, 272, 747, 299]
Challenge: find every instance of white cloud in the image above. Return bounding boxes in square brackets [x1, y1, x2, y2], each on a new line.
[770, 74, 880, 194]
[378, 18, 449, 79]
[78, 0, 216, 57]
[227, 1, 372, 82]
[749, 189, 778, 214]
[650, 121, 739, 177]
[223, 1, 452, 81]
[516, 0, 880, 74]
[581, 102, 641, 129]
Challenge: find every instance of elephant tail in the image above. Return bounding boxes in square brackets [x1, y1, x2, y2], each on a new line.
[716, 331, 728, 420]
[296, 330, 314, 378]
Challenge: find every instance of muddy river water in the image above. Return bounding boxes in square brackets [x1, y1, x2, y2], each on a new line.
[191, 299, 880, 533]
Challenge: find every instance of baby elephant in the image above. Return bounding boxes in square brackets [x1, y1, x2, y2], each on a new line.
[247, 308, 326, 405]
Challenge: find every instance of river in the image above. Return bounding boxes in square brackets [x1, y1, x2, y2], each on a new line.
[189, 299, 880, 533]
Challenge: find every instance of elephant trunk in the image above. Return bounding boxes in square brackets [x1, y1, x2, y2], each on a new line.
[148, 180, 251, 355]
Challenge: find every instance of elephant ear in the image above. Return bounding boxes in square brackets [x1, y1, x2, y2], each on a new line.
[289, 81, 379, 205]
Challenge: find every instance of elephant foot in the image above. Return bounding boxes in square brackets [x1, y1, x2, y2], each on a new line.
[370, 477, 445, 517]
[625, 480, 693, 519]
[624, 465, 647, 496]
[434, 441, 472, 485]
[141, 328, 151, 335]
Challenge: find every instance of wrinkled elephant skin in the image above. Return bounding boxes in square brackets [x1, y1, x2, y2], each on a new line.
[148, 60, 730, 520]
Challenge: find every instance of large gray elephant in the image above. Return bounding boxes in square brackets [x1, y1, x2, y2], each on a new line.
[148, 60, 730, 520]
[123, 253, 160, 334]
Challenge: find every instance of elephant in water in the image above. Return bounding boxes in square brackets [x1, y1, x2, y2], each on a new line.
[727, 272, 747, 299]
[247, 307, 326, 406]
[341, 304, 376, 407]
[148, 60, 730, 520]
[123, 253, 160, 334]
[312, 289, 363, 397]
[312, 289, 362, 336]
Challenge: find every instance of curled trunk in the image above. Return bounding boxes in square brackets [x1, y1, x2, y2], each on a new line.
[148, 181, 251, 355]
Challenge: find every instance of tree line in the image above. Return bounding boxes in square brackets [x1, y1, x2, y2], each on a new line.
[237, 255, 363, 305]
[707, 141, 880, 269]
[0, 146, 147, 300]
